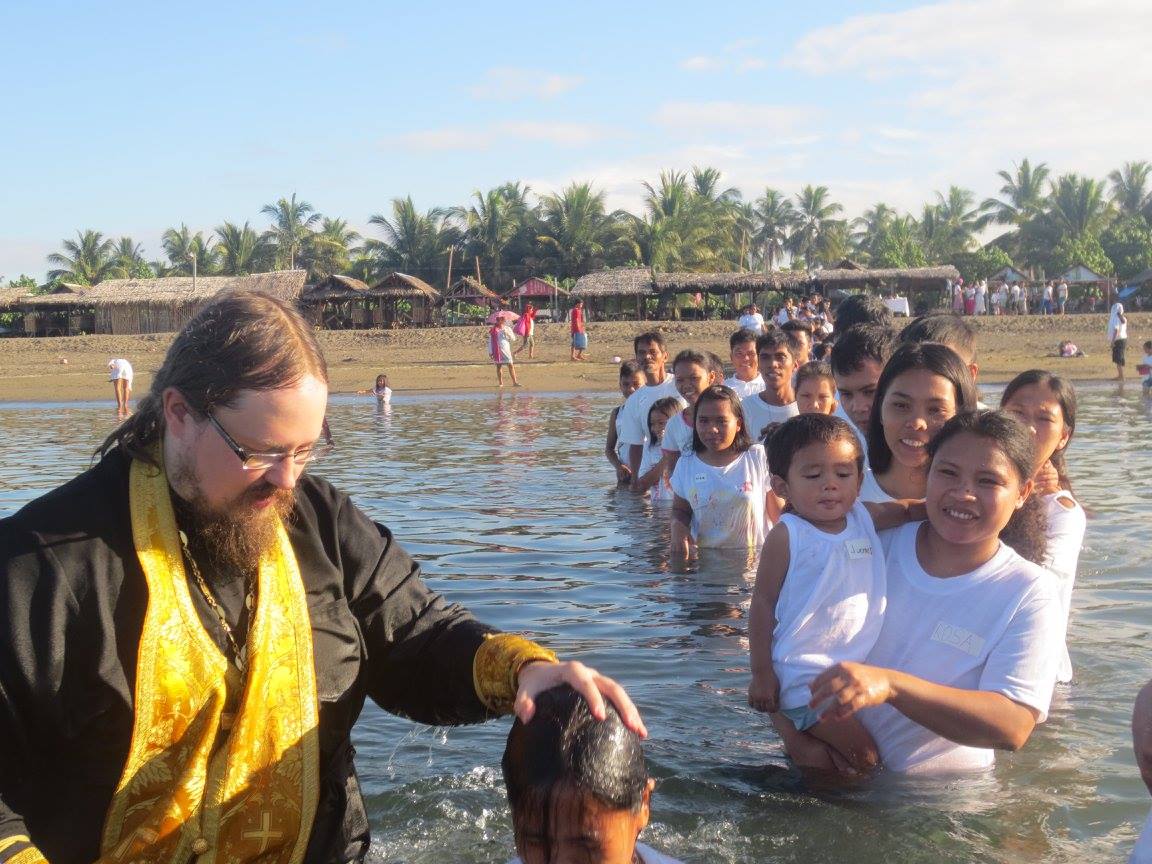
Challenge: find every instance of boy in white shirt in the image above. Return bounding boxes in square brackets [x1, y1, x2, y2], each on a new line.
[723, 328, 764, 398]
[740, 330, 799, 442]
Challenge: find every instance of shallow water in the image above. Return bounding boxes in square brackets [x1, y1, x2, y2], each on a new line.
[0, 386, 1149, 863]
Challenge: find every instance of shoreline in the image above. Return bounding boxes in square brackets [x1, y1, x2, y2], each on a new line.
[1, 313, 1146, 403]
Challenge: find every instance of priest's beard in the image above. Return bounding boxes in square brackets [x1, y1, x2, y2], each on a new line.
[169, 462, 295, 580]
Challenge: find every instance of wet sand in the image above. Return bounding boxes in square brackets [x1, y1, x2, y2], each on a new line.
[2, 313, 1146, 402]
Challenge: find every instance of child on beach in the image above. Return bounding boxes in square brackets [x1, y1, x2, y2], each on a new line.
[724, 328, 765, 398]
[748, 414, 922, 774]
[606, 361, 646, 484]
[794, 361, 838, 416]
[670, 385, 771, 556]
[357, 373, 392, 404]
[489, 316, 522, 388]
[740, 330, 799, 443]
[502, 684, 682, 864]
[633, 397, 682, 501]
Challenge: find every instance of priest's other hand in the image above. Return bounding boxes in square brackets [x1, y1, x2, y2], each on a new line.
[515, 660, 648, 739]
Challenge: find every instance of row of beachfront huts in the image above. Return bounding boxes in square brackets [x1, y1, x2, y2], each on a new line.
[0, 271, 569, 337]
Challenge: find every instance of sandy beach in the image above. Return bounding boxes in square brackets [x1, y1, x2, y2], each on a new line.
[2, 312, 1146, 403]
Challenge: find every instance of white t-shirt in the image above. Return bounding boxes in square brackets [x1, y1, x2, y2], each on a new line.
[509, 842, 682, 864]
[613, 407, 629, 464]
[739, 395, 798, 443]
[773, 502, 886, 712]
[738, 312, 765, 332]
[108, 358, 133, 383]
[1042, 284, 1053, 301]
[640, 438, 670, 501]
[373, 386, 392, 403]
[661, 411, 695, 456]
[1040, 491, 1086, 683]
[617, 378, 684, 448]
[1132, 808, 1152, 863]
[1109, 304, 1128, 342]
[857, 469, 897, 504]
[776, 308, 791, 326]
[669, 444, 770, 549]
[724, 373, 765, 399]
[859, 523, 1062, 773]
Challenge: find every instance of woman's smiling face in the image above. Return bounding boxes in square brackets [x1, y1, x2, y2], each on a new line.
[926, 431, 1030, 547]
[880, 368, 958, 470]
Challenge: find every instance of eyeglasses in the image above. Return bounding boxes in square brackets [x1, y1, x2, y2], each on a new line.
[207, 412, 335, 471]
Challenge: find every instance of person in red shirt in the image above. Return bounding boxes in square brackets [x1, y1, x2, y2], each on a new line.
[513, 302, 538, 360]
[570, 299, 588, 361]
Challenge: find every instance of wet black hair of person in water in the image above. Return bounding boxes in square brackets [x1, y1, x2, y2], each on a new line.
[502, 685, 651, 863]
[833, 293, 893, 335]
[926, 410, 1048, 565]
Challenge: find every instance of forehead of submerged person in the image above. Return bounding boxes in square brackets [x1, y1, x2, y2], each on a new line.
[515, 788, 647, 864]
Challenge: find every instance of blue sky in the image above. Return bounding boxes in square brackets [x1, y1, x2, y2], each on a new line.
[3, 0, 1150, 281]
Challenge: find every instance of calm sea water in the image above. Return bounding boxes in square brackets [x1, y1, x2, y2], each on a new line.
[0, 386, 1149, 863]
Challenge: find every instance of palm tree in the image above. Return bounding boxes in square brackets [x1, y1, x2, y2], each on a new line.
[162, 224, 217, 275]
[1108, 161, 1152, 217]
[982, 158, 1051, 226]
[454, 187, 526, 288]
[919, 186, 985, 261]
[536, 182, 631, 280]
[851, 202, 896, 262]
[298, 217, 362, 282]
[111, 237, 149, 278]
[215, 221, 269, 276]
[751, 188, 794, 272]
[632, 170, 724, 271]
[1046, 174, 1111, 240]
[787, 185, 844, 269]
[46, 230, 117, 285]
[367, 197, 458, 281]
[260, 193, 321, 269]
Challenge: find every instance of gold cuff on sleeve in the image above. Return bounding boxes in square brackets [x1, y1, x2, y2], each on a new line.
[473, 633, 558, 715]
[8, 850, 47, 864]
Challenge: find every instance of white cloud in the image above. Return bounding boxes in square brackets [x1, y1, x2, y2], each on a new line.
[653, 101, 814, 134]
[680, 55, 721, 72]
[467, 67, 584, 100]
[783, 1, 1152, 183]
[397, 121, 606, 152]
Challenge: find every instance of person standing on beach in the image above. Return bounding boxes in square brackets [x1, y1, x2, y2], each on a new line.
[108, 357, 133, 415]
[737, 304, 766, 334]
[0, 292, 644, 864]
[1109, 301, 1129, 380]
[489, 315, 522, 388]
[513, 302, 537, 359]
[570, 299, 588, 361]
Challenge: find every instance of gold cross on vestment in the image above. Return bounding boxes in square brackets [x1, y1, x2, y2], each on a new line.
[243, 812, 283, 855]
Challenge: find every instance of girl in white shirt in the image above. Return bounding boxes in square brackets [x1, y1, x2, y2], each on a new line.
[794, 411, 1060, 775]
[634, 397, 681, 502]
[670, 385, 770, 556]
[1001, 370, 1085, 683]
[747, 414, 922, 774]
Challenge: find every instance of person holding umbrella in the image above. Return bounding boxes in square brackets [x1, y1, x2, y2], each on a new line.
[488, 309, 523, 388]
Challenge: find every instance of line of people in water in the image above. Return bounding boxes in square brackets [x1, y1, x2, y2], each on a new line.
[592, 295, 1152, 862]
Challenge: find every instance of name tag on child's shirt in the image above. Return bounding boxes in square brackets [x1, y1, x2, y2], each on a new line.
[930, 621, 986, 657]
[694, 473, 707, 484]
[844, 539, 872, 559]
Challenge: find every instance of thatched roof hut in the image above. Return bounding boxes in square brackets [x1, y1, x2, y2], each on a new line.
[444, 276, 499, 302]
[989, 265, 1029, 284]
[651, 271, 807, 293]
[1054, 263, 1109, 284]
[571, 268, 654, 297]
[370, 272, 440, 299]
[808, 264, 960, 287]
[301, 274, 371, 302]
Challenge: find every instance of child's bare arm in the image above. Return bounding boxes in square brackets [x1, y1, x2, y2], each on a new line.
[749, 523, 789, 713]
[634, 452, 666, 493]
[605, 409, 630, 482]
[670, 495, 695, 558]
[864, 499, 927, 530]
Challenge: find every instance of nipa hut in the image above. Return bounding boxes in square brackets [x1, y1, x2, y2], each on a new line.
[21, 271, 309, 335]
[367, 272, 440, 327]
[299, 275, 372, 329]
[988, 265, 1030, 285]
[651, 271, 808, 319]
[444, 276, 500, 304]
[570, 268, 655, 320]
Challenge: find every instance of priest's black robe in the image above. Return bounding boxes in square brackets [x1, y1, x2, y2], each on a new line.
[0, 448, 498, 863]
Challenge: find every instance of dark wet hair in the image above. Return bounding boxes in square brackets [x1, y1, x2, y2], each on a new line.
[730, 328, 759, 349]
[502, 685, 649, 832]
[97, 291, 327, 465]
[867, 342, 979, 474]
[781, 320, 813, 360]
[705, 351, 727, 379]
[927, 410, 1047, 564]
[691, 385, 751, 453]
[633, 331, 667, 354]
[618, 359, 644, 380]
[374, 373, 389, 388]
[795, 360, 835, 392]
[1000, 369, 1077, 493]
[648, 396, 682, 445]
[830, 324, 895, 378]
[671, 348, 710, 373]
[767, 413, 863, 481]
[834, 294, 893, 333]
[755, 328, 793, 360]
[899, 314, 977, 364]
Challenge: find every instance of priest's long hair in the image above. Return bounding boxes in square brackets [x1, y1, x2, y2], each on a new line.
[97, 291, 327, 465]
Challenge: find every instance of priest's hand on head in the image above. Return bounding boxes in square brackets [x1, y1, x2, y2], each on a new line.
[516, 660, 648, 739]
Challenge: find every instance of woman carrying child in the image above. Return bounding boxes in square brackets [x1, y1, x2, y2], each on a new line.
[860, 342, 978, 503]
[1001, 370, 1085, 683]
[670, 385, 771, 558]
[794, 411, 1060, 774]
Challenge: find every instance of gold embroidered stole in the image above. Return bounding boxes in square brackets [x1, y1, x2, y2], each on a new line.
[99, 458, 320, 864]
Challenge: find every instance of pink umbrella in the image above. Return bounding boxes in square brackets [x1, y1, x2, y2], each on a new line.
[486, 309, 520, 324]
